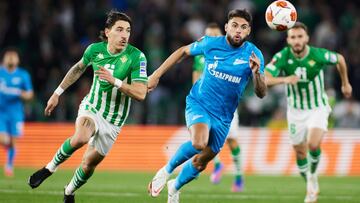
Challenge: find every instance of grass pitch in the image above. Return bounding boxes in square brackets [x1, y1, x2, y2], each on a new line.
[0, 168, 359, 203]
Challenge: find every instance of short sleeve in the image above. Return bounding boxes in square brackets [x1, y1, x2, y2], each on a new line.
[130, 52, 148, 83]
[22, 71, 33, 92]
[265, 52, 284, 77]
[317, 48, 338, 66]
[81, 44, 94, 66]
[189, 36, 208, 56]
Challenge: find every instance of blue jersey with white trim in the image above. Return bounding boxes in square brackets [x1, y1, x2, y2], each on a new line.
[0, 67, 32, 118]
[189, 36, 264, 123]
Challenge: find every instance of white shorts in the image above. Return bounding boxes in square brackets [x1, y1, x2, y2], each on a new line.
[287, 106, 331, 145]
[77, 108, 121, 156]
[227, 112, 240, 139]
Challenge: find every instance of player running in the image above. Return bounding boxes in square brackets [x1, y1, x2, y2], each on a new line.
[28, 11, 148, 203]
[265, 22, 352, 203]
[0, 48, 33, 177]
[192, 22, 244, 192]
[148, 9, 266, 203]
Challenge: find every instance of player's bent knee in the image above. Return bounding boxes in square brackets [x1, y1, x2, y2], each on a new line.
[70, 136, 90, 149]
[308, 144, 320, 152]
[192, 142, 207, 151]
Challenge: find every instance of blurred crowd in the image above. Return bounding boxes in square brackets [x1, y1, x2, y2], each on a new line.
[1, 0, 359, 127]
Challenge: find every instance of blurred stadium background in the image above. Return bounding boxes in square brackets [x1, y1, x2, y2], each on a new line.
[1, 0, 360, 202]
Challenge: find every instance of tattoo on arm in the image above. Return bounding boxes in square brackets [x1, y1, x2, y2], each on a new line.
[253, 73, 267, 98]
[59, 62, 87, 90]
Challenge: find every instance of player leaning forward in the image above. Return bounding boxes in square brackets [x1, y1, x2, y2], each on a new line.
[148, 9, 267, 203]
[265, 22, 352, 203]
[28, 11, 148, 202]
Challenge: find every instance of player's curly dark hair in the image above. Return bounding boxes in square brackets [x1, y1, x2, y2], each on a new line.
[99, 10, 132, 42]
[227, 9, 252, 25]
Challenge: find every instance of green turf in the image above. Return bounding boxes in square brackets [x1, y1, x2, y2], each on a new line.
[0, 168, 359, 203]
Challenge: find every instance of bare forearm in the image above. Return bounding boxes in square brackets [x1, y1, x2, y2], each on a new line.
[153, 46, 189, 78]
[58, 61, 86, 90]
[21, 91, 34, 101]
[253, 73, 267, 98]
[265, 76, 286, 86]
[118, 82, 147, 101]
[336, 54, 350, 85]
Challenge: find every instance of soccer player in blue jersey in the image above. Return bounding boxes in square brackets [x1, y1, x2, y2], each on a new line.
[148, 9, 267, 203]
[193, 23, 244, 192]
[0, 48, 33, 177]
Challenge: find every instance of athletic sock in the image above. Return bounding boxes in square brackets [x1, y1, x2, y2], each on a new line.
[46, 138, 76, 172]
[165, 141, 200, 173]
[6, 147, 15, 168]
[231, 146, 242, 179]
[174, 159, 200, 190]
[309, 148, 321, 174]
[296, 157, 308, 181]
[65, 166, 93, 195]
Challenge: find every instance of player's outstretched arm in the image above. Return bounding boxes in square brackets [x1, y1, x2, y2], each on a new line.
[336, 53, 352, 98]
[250, 52, 267, 98]
[148, 45, 191, 92]
[95, 66, 146, 101]
[264, 71, 299, 86]
[45, 60, 87, 116]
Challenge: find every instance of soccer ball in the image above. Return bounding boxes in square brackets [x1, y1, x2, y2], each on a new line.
[265, 0, 297, 31]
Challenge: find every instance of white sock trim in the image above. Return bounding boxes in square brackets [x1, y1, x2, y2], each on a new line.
[46, 162, 58, 173]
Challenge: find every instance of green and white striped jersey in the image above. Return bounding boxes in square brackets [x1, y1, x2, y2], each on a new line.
[193, 55, 205, 72]
[80, 42, 148, 126]
[265, 46, 338, 110]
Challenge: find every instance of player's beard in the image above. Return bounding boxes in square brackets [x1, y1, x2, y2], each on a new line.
[226, 34, 245, 47]
[291, 44, 306, 55]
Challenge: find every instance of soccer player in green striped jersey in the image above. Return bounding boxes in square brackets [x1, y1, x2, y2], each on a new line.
[193, 23, 244, 192]
[265, 22, 352, 203]
[28, 11, 148, 203]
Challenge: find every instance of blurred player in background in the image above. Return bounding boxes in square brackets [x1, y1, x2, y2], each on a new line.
[28, 10, 148, 203]
[0, 48, 33, 177]
[148, 9, 266, 203]
[265, 22, 352, 203]
[192, 22, 244, 192]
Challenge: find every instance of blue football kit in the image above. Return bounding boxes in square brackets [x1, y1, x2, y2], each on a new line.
[0, 66, 33, 136]
[186, 36, 264, 153]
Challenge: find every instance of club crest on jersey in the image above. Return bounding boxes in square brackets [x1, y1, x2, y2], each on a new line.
[120, 56, 128, 63]
[308, 60, 316, 67]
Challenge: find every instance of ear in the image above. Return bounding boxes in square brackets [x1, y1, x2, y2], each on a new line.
[105, 28, 110, 38]
[224, 23, 228, 33]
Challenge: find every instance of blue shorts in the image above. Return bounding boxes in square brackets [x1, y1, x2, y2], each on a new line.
[185, 97, 230, 153]
[0, 113, 23, 137]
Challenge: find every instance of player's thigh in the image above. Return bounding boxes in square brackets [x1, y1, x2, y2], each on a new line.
[73, 115, 96, 144]
[307, 128, 325, 149]
[189, 123, 210, 149]
[287, 108, 307, 145]
[306, 107, 330, 149]
[185, 100, 211, 149]
[87, 112, 121, 156]
[82, 145, 105, 170]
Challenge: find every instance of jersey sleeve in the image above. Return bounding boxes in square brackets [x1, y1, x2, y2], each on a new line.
[193, 55, 205, 72]
[81, 44, 94, 66]
[189, 36, 208, 56]
[265, 51, 284, 77]
[130, 52, 148, 83]
[316, 48, 338, 66]
[22, 70, 33, 92]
